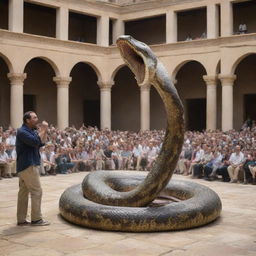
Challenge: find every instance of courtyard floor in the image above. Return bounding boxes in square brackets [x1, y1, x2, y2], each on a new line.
[0, 172, 255, 256]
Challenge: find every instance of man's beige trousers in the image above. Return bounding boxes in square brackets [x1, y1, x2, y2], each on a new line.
[17, 166, 42, 223]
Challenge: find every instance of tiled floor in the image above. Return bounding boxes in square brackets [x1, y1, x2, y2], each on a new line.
[0, 172, 255, 256]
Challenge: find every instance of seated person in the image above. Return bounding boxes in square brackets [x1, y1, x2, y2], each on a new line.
[55, 148, 75, 174]
[0, 143, 15, 178]
[94, 145, 106, 170]
[121, 145, 133, 170]
[216, 151, 231, 182]
[227, 145, 244, 183]
[104, 145, 115, 170]
[242, 153, 255, 184]
[204, 149, 222, 180]
[193, 145, 213, 178]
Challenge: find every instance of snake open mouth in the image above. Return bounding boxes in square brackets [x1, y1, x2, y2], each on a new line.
[117, 39, 146, 85]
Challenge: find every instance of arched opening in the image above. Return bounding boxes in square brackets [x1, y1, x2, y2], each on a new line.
[0, 0, 8, 30]
[69, 62, 100, 128]
[125, 15, 166, 45]
[234, 54, 256, 130]
[233, 0, 256, 35]
[177, 7, 207, 42]
[24, 58, 57, 125]
[112, 66, 140, 131]
[69, 12, 97, 44]
[150, 86, 166, 130]
[24, 2, 56, 38]
[176, 61, 207, 131]
[0, 56, 10, 128]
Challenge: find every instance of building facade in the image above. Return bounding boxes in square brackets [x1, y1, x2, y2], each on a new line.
[0, 0, 256, 131]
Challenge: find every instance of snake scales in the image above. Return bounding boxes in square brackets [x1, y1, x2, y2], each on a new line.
[59, 36, 222, 232]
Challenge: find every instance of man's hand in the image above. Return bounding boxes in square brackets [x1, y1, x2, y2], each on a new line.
[41, 121, 49, 131]
[39, 120, 49, 143]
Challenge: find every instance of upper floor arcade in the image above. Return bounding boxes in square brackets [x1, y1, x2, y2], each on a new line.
[0, 0, 256, 47]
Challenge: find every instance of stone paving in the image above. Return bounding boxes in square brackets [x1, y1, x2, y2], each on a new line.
[0, 172, 255, 256]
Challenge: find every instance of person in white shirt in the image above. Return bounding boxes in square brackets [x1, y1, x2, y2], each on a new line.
[6, 130, 16, 146]
[41, 144, 56, 175]
[146, 143, 157, 170]
[132, 142, 142, 170]
[0, 143, 14, 178]
[188, 144, 205, 175]
[227, 145, 244, 183]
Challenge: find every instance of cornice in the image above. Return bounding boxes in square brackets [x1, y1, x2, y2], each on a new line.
[1, 29, 256, 60]
[27, 0, 121, 14]
[25, 0, 211, 17]
[0, 29, 110, 56]
[118, 0, 207, 14]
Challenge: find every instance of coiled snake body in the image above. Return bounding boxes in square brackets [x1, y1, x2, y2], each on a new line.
[59, 36, 222, 232]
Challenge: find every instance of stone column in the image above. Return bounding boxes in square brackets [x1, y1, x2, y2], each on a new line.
[140, 84, 151, 131]
[98, 81, 113, 130]
[53, 77, 72, 130]
[9, 0, 24, 32]
[221, 0, 233, 37]
[219, 74, 236, 131]
[112, 19, 124, 44]
[207, 4, 219, 39]
[166, 10, 177, 43]
[56, 7, 69, 40]
[7, 73, 26, 128]
[203, 75, 217, 130]
[97, 15, 109, 46]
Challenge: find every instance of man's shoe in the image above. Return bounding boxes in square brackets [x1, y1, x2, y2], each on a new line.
[31, 219, 50, 226]
[17, 220, 30, 226]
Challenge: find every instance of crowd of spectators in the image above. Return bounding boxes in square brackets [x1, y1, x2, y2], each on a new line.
[0, 121, 256, 185]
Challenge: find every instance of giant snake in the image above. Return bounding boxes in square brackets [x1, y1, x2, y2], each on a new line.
[59, 36, 222, 232]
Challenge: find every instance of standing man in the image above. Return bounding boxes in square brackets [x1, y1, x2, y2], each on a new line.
[16, 111, 50, 226]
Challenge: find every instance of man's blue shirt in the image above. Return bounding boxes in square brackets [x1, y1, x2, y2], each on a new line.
[16, 124, 44, 172]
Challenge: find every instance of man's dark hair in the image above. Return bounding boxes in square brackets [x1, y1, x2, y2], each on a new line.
[23, 111, 35, 124]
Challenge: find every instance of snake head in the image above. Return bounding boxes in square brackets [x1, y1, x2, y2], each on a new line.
[116, 35, 157, 86]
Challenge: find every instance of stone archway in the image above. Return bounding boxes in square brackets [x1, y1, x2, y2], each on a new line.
[175, 61, 207, 131]
[0, 56, 10, 128]
[69, 62, 100, 128]
[150, 86, 166, 130]
[24, 58, 57, 125]
[233, 54, 256, 130]
[112, 66, 140, 131]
